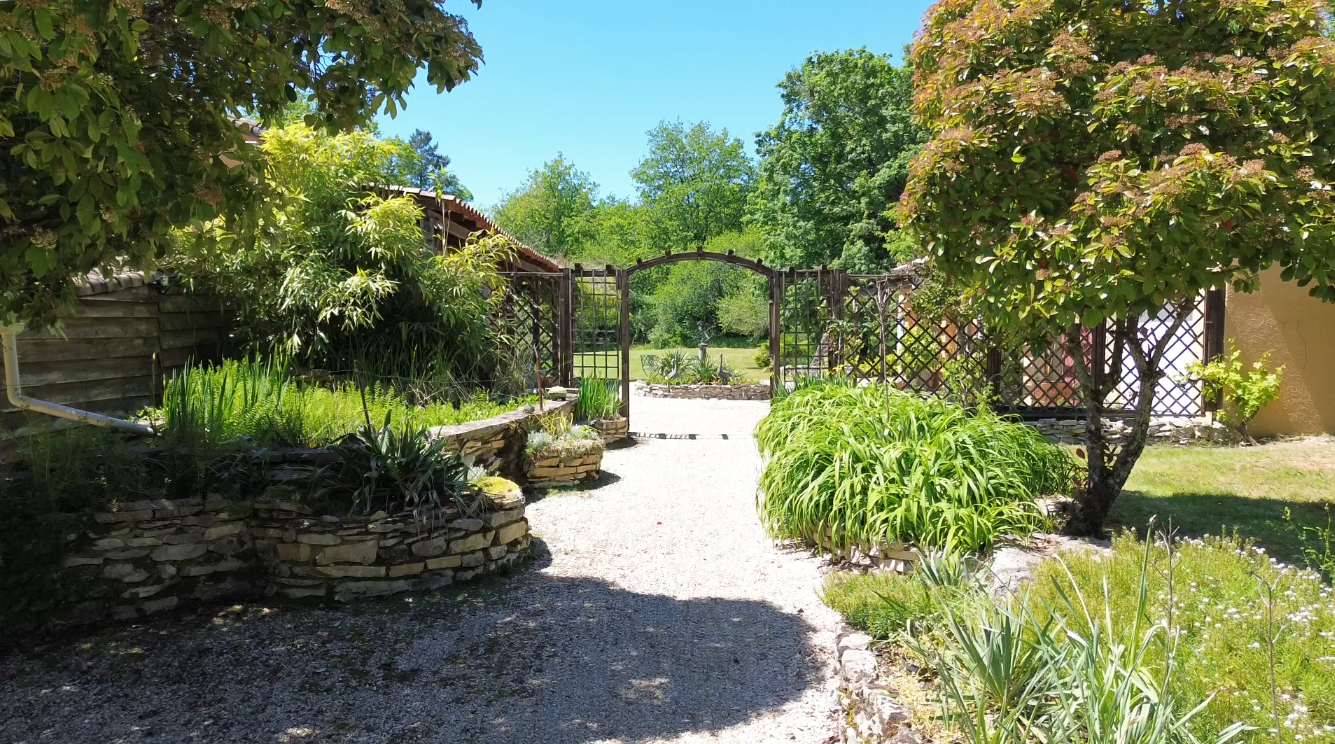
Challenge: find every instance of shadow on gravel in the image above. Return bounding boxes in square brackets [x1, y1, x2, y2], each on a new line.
[0, 553, 821, 744]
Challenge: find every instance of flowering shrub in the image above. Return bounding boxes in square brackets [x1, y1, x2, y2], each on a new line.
[901, 0, 1335, 531]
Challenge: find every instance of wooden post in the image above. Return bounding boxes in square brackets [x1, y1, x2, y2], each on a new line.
[986, 346, 1003, 404]
[769, 274, 781, 395]
[618, 269, 632, 421]
[560, 268, 574, 387]
[1202, 288, 1227, 412]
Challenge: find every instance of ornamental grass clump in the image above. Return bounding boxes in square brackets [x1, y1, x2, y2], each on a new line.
[574, 378, 620, 422]
[756, 379, 1075, 552]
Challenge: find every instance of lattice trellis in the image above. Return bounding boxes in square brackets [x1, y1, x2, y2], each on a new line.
[493, 272, 565, 388]
[494, 261, 1220, 425]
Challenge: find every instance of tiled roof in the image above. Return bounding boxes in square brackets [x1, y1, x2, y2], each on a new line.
[379, 185, 562, 273]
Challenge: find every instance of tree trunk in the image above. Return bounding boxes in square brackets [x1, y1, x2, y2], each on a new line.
[1067, 305, 1192, 534]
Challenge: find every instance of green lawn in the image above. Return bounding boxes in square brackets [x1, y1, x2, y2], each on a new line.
[575, 345, 768, 382]
[1109, 436, 1335, 563]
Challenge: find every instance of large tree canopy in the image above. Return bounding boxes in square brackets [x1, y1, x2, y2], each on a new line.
[1, 0, 484, 327]
[901, 0, 1335, 530]
[490, 155, 598, 258]
[750, 49, 925, 273]
[633, 121, 755, 250]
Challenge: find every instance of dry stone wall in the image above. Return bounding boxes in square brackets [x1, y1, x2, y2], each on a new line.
[631, 380, 771, 401]
[527, 451, 604, 488]
[1030, 415, 1239, 446]
[588, 416, 628, 444]
[254, 491, 529, 603]
[46, 488, 532, 628]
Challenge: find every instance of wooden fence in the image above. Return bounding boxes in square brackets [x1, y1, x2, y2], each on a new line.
[1, 271, 228, 443]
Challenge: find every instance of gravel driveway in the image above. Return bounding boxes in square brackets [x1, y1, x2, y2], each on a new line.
[0, 397, 840, 744]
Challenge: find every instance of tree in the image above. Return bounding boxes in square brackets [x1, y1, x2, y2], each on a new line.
[632, 121, 755, 250]
[1, 1, 483, 328]
[406, 129, 472, 201]
[173, 123, 511, 379]
[491, 155, 598, 257]
[750, 49, 926, 273]
[901, 0, 1335, 532]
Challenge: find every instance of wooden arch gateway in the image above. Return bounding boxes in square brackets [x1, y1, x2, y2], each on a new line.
[494, 251, 1222, 430]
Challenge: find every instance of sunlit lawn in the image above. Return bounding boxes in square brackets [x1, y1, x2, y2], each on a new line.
[575, 345, 767, 382]
[1108, 436, 1335, 562]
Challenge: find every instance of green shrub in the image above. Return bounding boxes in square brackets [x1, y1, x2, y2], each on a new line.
[755, 341, 771, 370]
[1182, 343, 1284, 443]
[718, 290, 769, 339]
[525, 424, 603, 461]
[756, 379, 1074, 552]
[574, 378, 620, 421]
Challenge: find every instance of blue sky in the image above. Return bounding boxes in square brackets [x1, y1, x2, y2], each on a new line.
[376, 0, 935, 209]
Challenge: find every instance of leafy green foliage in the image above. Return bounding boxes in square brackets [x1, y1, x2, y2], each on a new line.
[329, 415, 470, 518]
[1183, 344, 1284, 442]
[174, 123, 513, 378]
[574, 378, 620, 422]
[491, 154, 599, 257]
[1, 0, 483, 327]
[828, 534, 1334, 741]
[717, 286, 769, 339]
[901, 0, 1335, 531]
[756, 379, 1073, 552]
[755, 341, 772, 370]
[749, 49, 925, 273]
[633, 121, 755, 250]
[161, 359, 530, 450]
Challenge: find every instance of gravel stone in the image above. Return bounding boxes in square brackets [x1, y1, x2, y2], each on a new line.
[0, 397, 840, 743]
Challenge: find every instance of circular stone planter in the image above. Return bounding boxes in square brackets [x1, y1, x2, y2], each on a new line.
[526, 450, 605, 488]
[586, 416, 629, 444]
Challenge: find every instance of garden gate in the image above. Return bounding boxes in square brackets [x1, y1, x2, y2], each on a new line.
[495, 253, 1224, 428]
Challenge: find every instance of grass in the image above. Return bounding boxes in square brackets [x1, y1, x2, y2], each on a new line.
[824, 534, 1335, 743]
[755, 379, 1075, 552]
[162, 359, 535, 450]
[573, 344, 767, 382]
[1109, 437, 1335, 563]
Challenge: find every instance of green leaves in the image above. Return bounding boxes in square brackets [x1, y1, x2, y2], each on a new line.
[1, 1, 484, 327]
[903, 0, 1335, 338]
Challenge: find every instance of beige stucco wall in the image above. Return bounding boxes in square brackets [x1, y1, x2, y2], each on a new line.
[1225, 267, 1335, 436]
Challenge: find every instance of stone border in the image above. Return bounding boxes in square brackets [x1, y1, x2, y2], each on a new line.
[1030, 415, 1239, 446]
[429, 399, 575, 480]
[835, 624, 922, 743]
[631, 380, 771, 400]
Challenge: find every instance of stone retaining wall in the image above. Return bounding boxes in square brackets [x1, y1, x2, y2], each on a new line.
[254, 489, 529, 603]
[431, 399, 574, 481]
[1030, 415, 1238, 446]
[631, 380, 771, 401]
[47, 489, 533, 628]
[59, 494, 257, 624]
[527, 451, 604, 488]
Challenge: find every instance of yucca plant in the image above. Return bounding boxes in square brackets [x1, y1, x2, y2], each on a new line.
[756, 378, 1075, 552]
[329, 412, 470, 518]
[574, 378, 620, 421]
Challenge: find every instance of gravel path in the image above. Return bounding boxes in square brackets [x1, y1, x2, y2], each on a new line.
[0, 397, 841, 744]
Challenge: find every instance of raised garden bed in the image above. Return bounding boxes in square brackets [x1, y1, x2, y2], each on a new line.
[587, 416, 629, 444]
